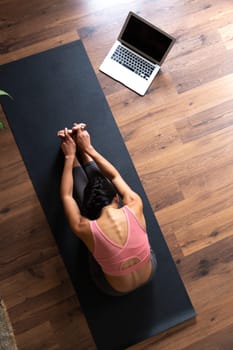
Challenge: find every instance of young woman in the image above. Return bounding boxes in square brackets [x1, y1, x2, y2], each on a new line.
[57, 123, 157, 296]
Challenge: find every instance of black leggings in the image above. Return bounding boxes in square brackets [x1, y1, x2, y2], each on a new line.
[73, 160, 107, 212]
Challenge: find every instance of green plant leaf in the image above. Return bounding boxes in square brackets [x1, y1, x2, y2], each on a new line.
[0, 90, 13, 99]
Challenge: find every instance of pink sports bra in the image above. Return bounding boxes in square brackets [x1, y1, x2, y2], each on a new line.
[89, 205, 151, 276]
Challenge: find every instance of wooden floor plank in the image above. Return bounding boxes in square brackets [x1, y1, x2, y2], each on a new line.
[16, 321, 59, 350]
[0, 31, 80, 65]
[182, 323, 233, 350]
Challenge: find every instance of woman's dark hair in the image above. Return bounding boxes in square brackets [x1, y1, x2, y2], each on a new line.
[82, 175, 117, 220]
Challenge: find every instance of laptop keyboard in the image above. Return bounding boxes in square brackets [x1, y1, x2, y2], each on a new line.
[111, 45, 155, 80]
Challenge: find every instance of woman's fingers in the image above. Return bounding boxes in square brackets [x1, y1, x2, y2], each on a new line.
[57, 123, 86, 140]
[72, 122, 86, 131]
[57, 129, 73, 138]
[65, 128, 74, 141]
[57, 130, 65, 138]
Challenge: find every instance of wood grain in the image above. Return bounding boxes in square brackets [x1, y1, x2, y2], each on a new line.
[1, 0, 233, 349]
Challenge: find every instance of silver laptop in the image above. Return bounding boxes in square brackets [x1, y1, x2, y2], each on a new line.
[99, 12, 176, 96]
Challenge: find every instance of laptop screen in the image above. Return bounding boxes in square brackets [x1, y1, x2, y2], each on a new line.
[118, 12, 175, 65]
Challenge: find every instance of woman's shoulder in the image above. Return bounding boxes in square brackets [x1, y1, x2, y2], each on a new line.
[73, 215, 91, 236]
[123, 203, 146, 230]
[123, 197, 143, 215]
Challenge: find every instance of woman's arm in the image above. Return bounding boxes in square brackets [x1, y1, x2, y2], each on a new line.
[60, 156, 82, 230]
[89, 147, 142, 207]
[59, 129, 89, 235]
[73, 124, 142, 206]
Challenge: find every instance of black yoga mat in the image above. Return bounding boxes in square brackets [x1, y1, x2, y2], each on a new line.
[0, 41, 196, 350]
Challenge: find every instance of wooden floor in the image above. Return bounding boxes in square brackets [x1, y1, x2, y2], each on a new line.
[1, 0, 233, 349]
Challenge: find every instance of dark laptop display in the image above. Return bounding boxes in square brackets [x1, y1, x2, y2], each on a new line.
[119, 12, 175, 65]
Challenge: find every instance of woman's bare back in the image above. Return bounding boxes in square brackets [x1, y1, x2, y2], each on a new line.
[95, 206, 152, 293]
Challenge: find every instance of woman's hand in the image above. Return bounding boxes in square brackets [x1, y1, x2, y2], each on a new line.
[57, 123, 86, 139]
[57, 129, 72, 139]
[72, 123, 92, 152]
[60, 128, 76, 159]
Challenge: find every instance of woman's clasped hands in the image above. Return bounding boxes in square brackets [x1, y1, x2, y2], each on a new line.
[57, 122, 92, 158]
